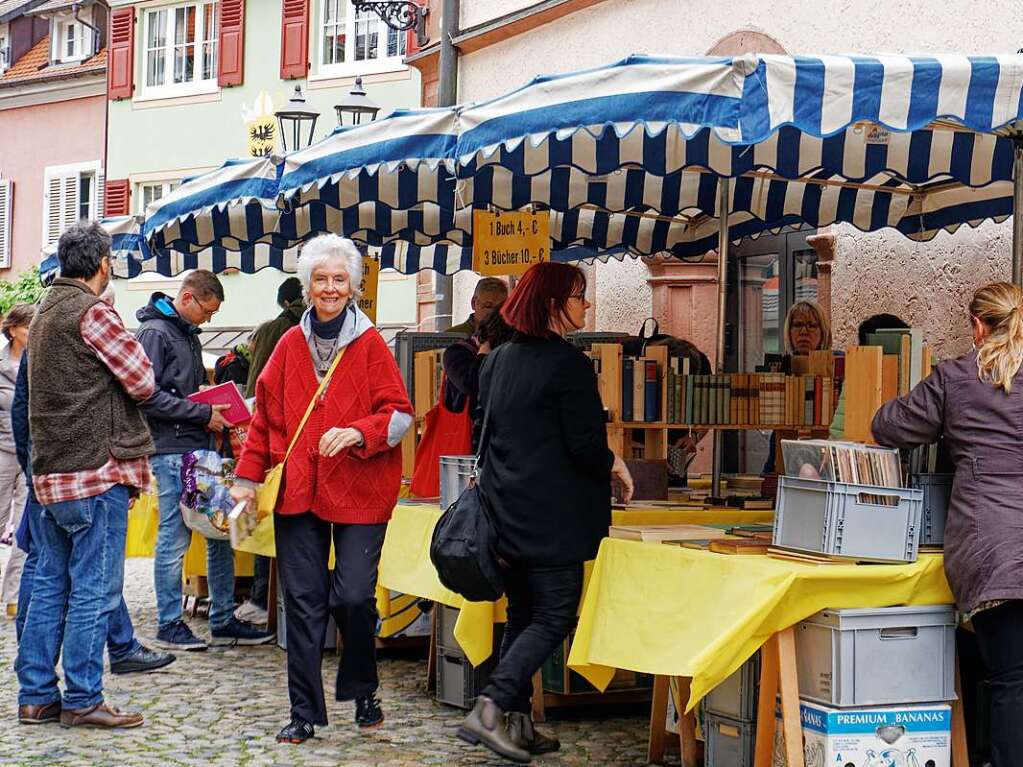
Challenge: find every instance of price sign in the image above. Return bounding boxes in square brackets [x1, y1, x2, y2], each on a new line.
[357, 256, 380, 323]
[472, 210, 550, 277]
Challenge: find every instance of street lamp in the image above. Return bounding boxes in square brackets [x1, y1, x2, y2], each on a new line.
[351, 1, 429, 47]
[334, 77, 381, 127]
[275, 85, 320, 152]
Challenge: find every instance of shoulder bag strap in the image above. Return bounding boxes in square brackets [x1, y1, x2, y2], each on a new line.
[473, 344, 506, 476]
[281, 344, 349, 466]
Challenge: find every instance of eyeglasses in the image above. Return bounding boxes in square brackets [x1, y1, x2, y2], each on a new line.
[192, 294, 219, 320]
[791, 321, 820, 331]
[568, 292, 586, 301]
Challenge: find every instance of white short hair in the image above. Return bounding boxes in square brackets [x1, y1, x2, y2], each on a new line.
[297, 235, 364, 301]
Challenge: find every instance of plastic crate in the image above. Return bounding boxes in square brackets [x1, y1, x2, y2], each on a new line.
[704, 712, 754, 767]
[439, 456, 475, 511]
[435, 649, 497, 710]
[705, 651, 760, 722]
[909, 473, 952, 546]
[774, 476, 923, 563]
[435, 604, 461, 655]
[794, 605, 957, 708]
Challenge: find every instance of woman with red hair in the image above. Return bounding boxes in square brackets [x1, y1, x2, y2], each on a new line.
[457, 262, 633, 763]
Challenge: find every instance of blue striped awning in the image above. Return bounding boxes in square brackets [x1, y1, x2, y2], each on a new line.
[139, 53, 1023, 275]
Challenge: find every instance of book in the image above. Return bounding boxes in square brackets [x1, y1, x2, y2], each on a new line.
[644, 359, 659, 422]
[608, 524, 732, 543]
[188, 381, 252, 426]
[633, 357, 645, 422]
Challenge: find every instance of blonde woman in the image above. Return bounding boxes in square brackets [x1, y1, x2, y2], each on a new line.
[873, 282, 1023, 766]
[783, 300, 831, 356]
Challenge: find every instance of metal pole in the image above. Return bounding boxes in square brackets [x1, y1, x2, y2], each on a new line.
[711, 177, 731, 500]
[1013, 136, 1023, 286]
[434, 0, 460, 329]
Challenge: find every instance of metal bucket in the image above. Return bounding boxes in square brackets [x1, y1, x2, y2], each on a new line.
[439, 455, 477, 510]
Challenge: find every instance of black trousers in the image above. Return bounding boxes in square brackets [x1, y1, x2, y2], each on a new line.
[275, 512, 386, 726]
[483, 563, 584, 713]
[971, 600, 1023, 767]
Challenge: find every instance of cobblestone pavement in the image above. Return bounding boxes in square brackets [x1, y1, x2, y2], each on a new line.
[0, 549, 673, 767]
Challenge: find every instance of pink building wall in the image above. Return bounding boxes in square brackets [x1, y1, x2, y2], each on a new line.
[0, 93, 106, 276]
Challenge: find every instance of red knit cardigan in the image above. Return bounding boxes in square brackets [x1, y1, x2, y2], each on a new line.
[235, 325, 412, 524]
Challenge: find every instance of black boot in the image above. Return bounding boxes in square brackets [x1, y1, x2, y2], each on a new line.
[457, 696, 530, 764]
[507, 711, 560, 754]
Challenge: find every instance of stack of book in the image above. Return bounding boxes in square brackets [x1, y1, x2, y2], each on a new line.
[781, 439, 902, 488]
[620, 355, 661, 423]
[664, 373, 837, 427]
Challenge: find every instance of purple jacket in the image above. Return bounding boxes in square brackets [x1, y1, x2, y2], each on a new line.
[872, 349, 1023, 613]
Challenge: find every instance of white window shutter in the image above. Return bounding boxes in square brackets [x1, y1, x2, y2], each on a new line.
[61, 174, 78, 231]
[96, 169, 104, 220]
[0, 179, 11, 269]
[45, 174, 63, 246]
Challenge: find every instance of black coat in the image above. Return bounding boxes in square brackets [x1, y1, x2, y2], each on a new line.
[478, 335, 613, 567]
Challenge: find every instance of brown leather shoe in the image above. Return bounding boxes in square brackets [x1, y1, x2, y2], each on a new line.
[456, 696, 530, 764]
[60, 702, 143, 729]
[18, 701, 61, 724]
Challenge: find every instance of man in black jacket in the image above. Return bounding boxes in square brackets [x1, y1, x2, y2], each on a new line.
[137, 270, 273, 651]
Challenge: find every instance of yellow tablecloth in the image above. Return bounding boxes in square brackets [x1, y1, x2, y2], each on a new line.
[377, 503, 775, 666]
[566, 538, 954, 712]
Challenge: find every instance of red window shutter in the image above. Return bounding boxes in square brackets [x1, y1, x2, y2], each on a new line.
[108, 8, 135, 101]
[405, 0, 428, 58]
[279, 0, 309, 80]
[218, 0, 245, 87]
[104, 179, 131, 217]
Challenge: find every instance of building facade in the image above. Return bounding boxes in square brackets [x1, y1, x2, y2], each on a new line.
[0, 0, 108, 277]
[408, 0, 1016, 364]
[104, 0, 423, 328]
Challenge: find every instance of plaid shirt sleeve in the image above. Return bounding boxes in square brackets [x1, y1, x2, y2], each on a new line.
[80, 302, 156, 401]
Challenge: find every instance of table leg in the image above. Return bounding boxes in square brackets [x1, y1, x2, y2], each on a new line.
[754, 635, 781, 767]
[531, 672, 546, 723]
[426, 606, 437, 693]
[951, 653, 969, 767]
[646, 675, 669, 765]
[777, 627, 805, 767]
[675, 677, 699, 767]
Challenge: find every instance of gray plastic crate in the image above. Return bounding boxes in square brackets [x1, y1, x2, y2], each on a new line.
[436, 604, 461, 655]
[705, 652, 760, 722]
[435, 649, 497, 710]
[704, 712, 754, 767]
[774, 476, 923, 563]
[909, 473, 952, 546]
[795, 605, 957, 708]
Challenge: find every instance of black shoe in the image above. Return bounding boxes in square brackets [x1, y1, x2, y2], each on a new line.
[153, 620, 207, 651]
[355, 695, 384, 729]
[110, 645, 176, 675]
[209, 617, 275, 647]
[276, 718, 314, 744]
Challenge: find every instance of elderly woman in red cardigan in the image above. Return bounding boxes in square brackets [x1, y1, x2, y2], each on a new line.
[230, 234, 413, 745]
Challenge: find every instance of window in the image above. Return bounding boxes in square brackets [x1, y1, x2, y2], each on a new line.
[0, 179, 11, 269]
[319, 0, 405, 75]
[51, 14, 91, 64]
[43, 163, 103, 247]
[137, 180, 182, 214]
[143, 1, 218, 96]
[0, 26, 9, 74]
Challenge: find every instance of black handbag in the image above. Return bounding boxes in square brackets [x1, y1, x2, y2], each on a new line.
[429, 347, 506, 602]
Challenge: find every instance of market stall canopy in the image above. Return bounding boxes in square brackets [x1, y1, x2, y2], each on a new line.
[140, 53, 1023, 275]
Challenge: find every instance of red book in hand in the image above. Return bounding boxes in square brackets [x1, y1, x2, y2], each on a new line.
[187, 382, 252, 426]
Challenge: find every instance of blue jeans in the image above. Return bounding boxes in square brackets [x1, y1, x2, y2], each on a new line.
[152, 454, 235, 631]
[16, 484, 130, 709]
[16, 487, 139, 661]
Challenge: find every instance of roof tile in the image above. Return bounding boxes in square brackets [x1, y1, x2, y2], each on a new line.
[0, 35, 106, 86]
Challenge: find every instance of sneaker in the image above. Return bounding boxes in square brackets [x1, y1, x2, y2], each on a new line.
[233, 600, 269, 625]
[355, 695, 384, 729]
[276, 718, 314, 744]
[209, 617, 275, 647]
[153, 620, 207, 651]
[110, 645, 176, 675]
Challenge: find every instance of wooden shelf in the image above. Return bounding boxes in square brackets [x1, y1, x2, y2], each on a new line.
[668, 424, 831, 431]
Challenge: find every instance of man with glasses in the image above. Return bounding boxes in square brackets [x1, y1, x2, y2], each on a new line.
[136, 270, 274, 650]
